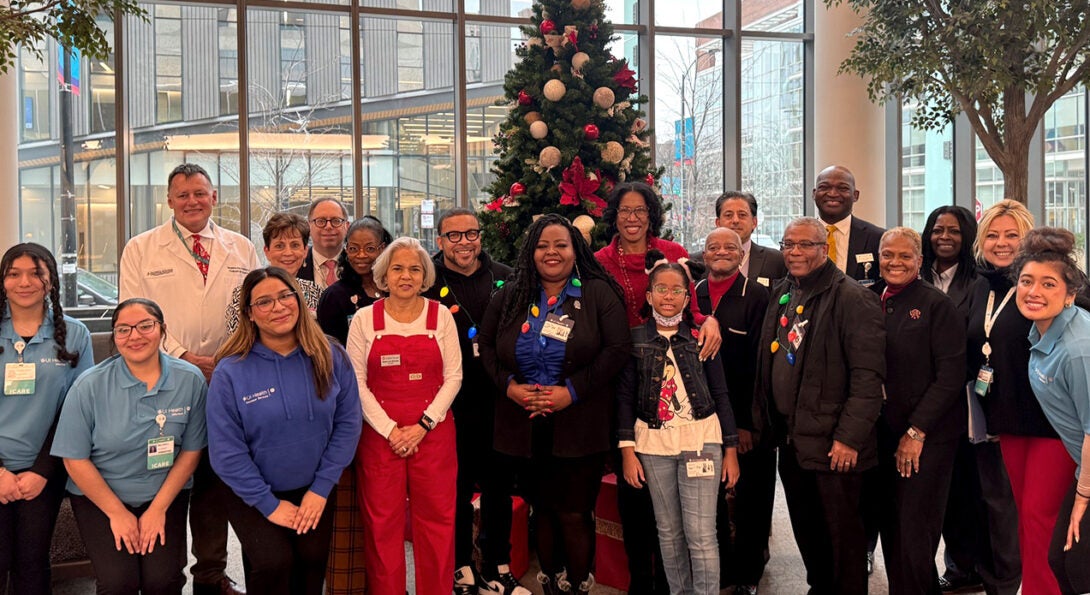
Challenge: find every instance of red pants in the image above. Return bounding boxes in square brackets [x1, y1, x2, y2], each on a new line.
[357, 420, 457, 595]
[1000, 435, 1076, 595]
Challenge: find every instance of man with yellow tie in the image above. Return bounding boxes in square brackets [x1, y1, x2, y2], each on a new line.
[811, 165, 885, 287]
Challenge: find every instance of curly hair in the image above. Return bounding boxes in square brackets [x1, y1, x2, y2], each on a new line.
[1011, 227, 1088, 296]
[338, 216, 393, 288]
[921, 205, 977, 286]
[0, 243, 80, 367]
[602, 181, 665, 240]
[499, 214, 623, 328]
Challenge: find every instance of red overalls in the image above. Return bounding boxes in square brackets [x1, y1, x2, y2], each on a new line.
[356, 299, 457, 595]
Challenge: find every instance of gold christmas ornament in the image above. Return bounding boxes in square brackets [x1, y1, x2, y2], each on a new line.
[601, 141, 624, 164]
[530, 120, 549, 139]
[527, 37, 543, 47]
[571, 52, 590, 71]
[524, 111, 542, 123]
[539, 146, 562, 168]
[550, 64, 563, 73]
[572, 215, 595, 244]
[543, 79, 567, 102]
[593, 87, 615, 109]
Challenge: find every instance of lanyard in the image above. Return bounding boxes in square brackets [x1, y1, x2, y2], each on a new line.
[981, 288, 1015, 362]
[171, 219, 211, 268]
[13, 340, 26, 363]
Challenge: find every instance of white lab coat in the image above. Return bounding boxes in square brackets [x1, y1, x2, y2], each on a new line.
[119, 219, 260, 358]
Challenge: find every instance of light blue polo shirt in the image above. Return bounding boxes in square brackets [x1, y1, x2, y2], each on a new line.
[52, 352, 208, 506]
[0, 310, 93, 471]
[1027, 304, 1090, 477]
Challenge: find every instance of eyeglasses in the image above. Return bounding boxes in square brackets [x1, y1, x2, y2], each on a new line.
[113, 319, 161, 338]
[617, 207, 650, 220]
[441, 229, 481, 243]
[250, 290, 298, 312]
[651, 285, 687, 296]
[346, 244, 384, 256]
[780, 241, 826, 251]
[311, 217, 347, 228]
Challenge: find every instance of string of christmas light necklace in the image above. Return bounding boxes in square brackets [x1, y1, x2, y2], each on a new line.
[769, 290, 807, 366]
[436, 269, 504, 340]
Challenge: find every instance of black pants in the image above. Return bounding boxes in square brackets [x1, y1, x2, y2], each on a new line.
[226, 486, 336, 595]
[70, 491, 190, 595]
[1048, 482, 1090, 595]
[454, 413, 514, 570]
[0, 468, 66, 595]
[189, 452, 231, 585]
[872, 425, 957, 595]
[614, 451, 669, 595]
[778, 444, 867, 595]
[974, 441, 1021, 595]
[718, 445, 776, 587]
[939, 436, 986, 581]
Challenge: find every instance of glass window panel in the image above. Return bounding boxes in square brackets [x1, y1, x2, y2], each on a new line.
[900, 103, 953, 231]
[974, 137, 1004, 212]
[654, 35, 725, 251]
[1044, 87, 1086, 265]
[656, 1, 722, 28]
[465, 21, 518, 210]
[740, 37, 804, 245]
[219, 8, 239, 116]
[742, 0, 804, 34]
[19, 42, 51, 141]
[89, 17, 117, 134]
[361, 0, 453, 12]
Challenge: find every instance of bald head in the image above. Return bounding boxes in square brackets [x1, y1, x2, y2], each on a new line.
[813, 165, 859, 224]
[704, 227, 744, 281]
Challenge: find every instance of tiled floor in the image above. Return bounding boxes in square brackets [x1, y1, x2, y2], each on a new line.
[53, 479, 971, 595]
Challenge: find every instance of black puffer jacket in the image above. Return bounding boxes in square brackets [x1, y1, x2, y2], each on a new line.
[752, 261, 886, 471]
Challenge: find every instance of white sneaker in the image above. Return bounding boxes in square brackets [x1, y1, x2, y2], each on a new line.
[479, 565, 531, 595]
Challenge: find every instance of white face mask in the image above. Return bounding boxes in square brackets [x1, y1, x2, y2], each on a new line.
[652, 310, 684, 328]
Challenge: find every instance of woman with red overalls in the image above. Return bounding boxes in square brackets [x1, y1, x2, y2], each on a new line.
[346, 236, 463, 595]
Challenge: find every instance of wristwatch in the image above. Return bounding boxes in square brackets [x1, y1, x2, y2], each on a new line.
[418, 413, 436, 432]
[906, 426, 926, 443]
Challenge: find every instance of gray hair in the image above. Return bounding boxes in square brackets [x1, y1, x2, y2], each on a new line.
[783, 217, 828, 244]
[371, 236, 436, 293]
[880, 226, 923, 258]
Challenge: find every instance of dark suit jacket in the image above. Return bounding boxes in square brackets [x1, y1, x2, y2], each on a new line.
[844, 216, 885, 283]
[695, 274, 769, 430]
[296, 247, 317, 283]
[747, 243, 787, 287]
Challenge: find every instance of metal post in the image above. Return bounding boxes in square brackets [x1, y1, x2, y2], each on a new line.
[59, 46, 78, 308]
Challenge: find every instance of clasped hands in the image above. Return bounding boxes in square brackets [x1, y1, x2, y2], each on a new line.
[0, 469, 46, 504]
[388, 424, 427, 458]
[507, 382, 573, 418]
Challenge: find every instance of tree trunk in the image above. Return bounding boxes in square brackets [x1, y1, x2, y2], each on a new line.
[997, 116, 1033, 205]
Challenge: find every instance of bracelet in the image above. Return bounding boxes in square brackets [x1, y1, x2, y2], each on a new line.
[1077, 488, 1090, 499]
[417, 419, 432, 432]
[906, 427, 926, 443]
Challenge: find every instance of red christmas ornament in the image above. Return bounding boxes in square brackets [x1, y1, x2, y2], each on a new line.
[540, 20, 556, 35]
[518, 90, 532, 106]
[583, 124, 599, 141]
[510, 182, 526, 196]
[645, 173, 655, 186]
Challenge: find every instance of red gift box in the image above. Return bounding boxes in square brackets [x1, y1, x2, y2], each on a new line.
[595, 473, 630, 591]
[472, 493, 530, 578]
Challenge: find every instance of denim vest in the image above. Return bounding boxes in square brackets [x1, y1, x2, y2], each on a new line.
[624, 320, 718, 431]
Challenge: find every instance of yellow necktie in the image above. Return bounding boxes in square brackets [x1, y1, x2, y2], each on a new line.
[826, 225, 838, 268]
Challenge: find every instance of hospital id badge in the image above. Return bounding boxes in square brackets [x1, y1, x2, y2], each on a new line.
[973, 365, 994, 397]
[4, 363, 35, 395]
[685, 453, 715, 478]
[540, 314, 574, 342]
[147, 436, 176, 470]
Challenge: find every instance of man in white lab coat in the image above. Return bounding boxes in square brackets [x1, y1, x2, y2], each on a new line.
[120, 162, 258, 595]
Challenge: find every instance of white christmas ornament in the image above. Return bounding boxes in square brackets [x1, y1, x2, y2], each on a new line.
[530, 120, 549, 139]
[524, 111, 542, 123]
[539, 146, 562, 168]
[593, 87, 615, 109]
[543, 79, 567, 102]
[571, 52, 590, 71]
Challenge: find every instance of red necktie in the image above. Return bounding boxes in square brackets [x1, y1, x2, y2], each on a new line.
[191, 234, 210, 283]
[323, 259, 337, 287]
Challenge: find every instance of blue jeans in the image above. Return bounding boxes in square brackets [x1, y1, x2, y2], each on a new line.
[639, 443, 722, 595]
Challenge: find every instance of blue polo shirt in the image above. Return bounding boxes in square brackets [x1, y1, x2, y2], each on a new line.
[514, 279, 581, 401]
[0, 309, 93, 472]
[52, 352, 208, 506]
[1027, 305, 1090, 476]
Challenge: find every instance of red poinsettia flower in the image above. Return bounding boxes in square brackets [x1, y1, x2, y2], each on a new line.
[485, 196, 505, 212]
[613, 61, 637, 92]
[559, 157, 605, 215]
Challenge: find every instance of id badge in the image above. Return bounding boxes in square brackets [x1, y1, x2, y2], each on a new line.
[472, 337, 480, 358]
[973, 365, 994, 397]
[540, 313, 574, 342]
[4, 363, 35, 395]
[789, 322, 805, 350]
[685, 453, 716, 479]
[147, 436, 176, 470]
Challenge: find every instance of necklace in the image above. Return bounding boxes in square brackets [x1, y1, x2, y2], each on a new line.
[615, 244, 642, 318]
[770, 289, 807, 366]
[437, 268, 504, 340]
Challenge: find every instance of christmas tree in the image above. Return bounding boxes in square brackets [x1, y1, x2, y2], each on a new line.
[478, 0, 663, 264]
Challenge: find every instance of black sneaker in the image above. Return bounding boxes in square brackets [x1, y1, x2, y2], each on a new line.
[480, 566, 531, 595]
[454, 566, 478, 595]
[938, 573, 985, 593]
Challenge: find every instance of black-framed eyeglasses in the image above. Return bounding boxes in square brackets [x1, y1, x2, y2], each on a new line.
[250, 290, 298, 312]
[780, 241, 826, 251]
[311, 217, 347, 228]
[441, 229, 481, 243]
[113, 319, 161, 338]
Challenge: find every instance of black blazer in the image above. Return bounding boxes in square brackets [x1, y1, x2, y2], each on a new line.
[845, 216, 885, 283]
[695, 274, 769, 430]
[296, 247, 317, 283]
[872, 279, 966, 443]
[478, 278, 631, 458]
[747, 243, 787, 287]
